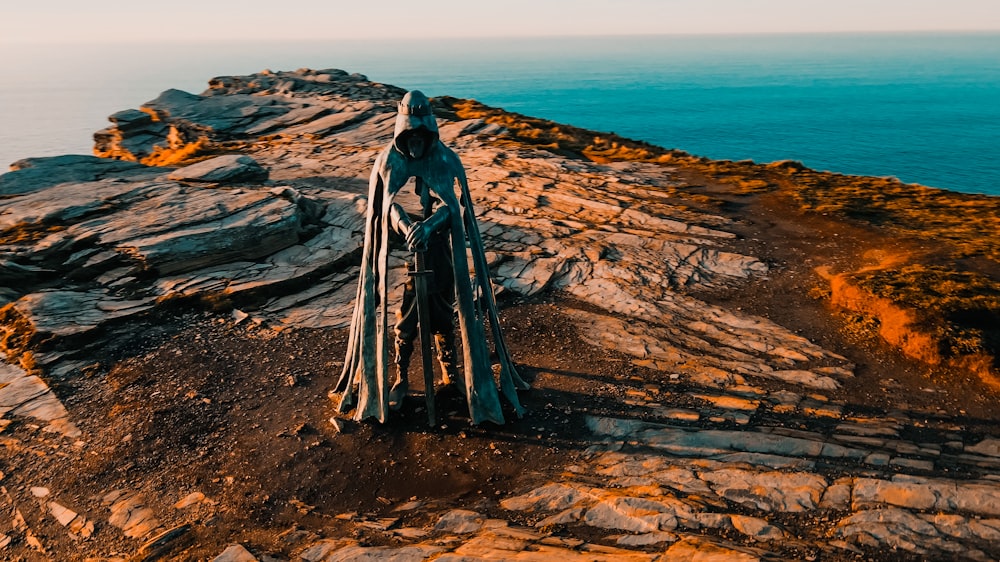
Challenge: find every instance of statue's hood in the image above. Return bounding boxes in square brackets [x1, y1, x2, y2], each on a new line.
[393, 90, 439, 155]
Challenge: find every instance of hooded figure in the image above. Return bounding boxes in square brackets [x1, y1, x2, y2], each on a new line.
[334, 90, 528, 425]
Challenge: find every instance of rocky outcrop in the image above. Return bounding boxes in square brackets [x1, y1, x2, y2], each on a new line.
[1, 68, 999, 560]
[0, 155, 169, 196]
[0, 153, 332, 361]
[92, 69, 401, 166]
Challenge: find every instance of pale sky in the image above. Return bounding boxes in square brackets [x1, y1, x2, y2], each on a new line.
[2, 0, 998, 44]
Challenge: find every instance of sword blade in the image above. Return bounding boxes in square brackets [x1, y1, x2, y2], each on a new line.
[412, 250, 436, 427]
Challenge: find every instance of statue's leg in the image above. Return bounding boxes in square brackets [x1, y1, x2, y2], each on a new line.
[430, 293, 462, 389]
[434, 331, 460, 386]
[391, 288, 418, 408]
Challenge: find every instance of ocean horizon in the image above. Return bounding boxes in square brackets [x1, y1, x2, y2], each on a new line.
[1, 32, 998, 195]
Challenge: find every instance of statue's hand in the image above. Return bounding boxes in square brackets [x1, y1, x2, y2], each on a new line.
[405, 222, 430, 252]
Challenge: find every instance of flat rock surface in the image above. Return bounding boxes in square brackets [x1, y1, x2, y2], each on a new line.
[0, 155, 169, 196]
[168, 154, 269, 183]
[1, 68, 998, 560]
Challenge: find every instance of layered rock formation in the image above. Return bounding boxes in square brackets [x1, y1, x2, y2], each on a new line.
[1, 68, 999, 560]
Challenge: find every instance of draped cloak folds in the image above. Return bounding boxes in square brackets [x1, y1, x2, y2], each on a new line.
[334, 95, 528, 425]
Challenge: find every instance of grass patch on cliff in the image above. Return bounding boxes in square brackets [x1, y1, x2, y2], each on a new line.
[432, 96, 782, 203]
[780, 172, 1000, 262]
[847, 264, 1000, 364]
[432, 96, 691, 164]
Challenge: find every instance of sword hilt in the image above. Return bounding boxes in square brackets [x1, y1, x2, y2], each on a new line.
[409, 246, 432, 277]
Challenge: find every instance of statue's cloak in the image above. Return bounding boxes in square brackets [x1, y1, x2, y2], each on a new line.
[335, 102, 527, 424]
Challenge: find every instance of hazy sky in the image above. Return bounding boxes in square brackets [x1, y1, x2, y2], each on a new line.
[2, 0, 998, 43]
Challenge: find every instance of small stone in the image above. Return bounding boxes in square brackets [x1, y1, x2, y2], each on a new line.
[69, 518, 95, 538]
[289, 499, 314, 513]
[865, 453, 892, 466]
[966, 438, 1000, 458]
[730, 514, 786, 541]
[393, 527, 428, 539]
[820, 481, 853, 510]
[890, 457, 935, 471]
[769, 390, 802, 405]
[616, 531, 677, 546]
[393, 500, 423, 512]
[434, 509, 483, 534]
[175, 492, 206, 509]
[659, 408, 700, 422]
[48, 502, 78, 526]
[30, 487, 50, 498]
[212, 544, 259, 562]
[357, 517, 398, 531]
[801, 401, 843, 419]
[25, 531, 44, 552]
[539, 536, 586, 548]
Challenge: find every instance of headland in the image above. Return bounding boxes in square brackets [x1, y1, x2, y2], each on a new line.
[1, 68, 999, 560]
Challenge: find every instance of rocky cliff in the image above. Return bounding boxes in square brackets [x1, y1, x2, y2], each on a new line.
[1, 68, 999, 560]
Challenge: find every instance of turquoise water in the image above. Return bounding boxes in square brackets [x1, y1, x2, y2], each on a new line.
[1, 33, 998, 194]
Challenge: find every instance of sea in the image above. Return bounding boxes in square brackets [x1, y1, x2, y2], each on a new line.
[1, 32, 998, 195]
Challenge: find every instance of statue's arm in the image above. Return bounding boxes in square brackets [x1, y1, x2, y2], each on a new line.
[388, 203, 414, 237]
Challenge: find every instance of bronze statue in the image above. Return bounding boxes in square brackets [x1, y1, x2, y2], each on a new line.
[334, 90, 528, 425]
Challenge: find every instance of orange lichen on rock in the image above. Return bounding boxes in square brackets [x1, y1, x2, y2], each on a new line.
[138, 107, 160, 122]
[0, 222, 67, 245]
[94, 118, 212, 166]
[0, 301, 37, 358]
[92, 127, 140, 163]
[141, 134, 210, 167]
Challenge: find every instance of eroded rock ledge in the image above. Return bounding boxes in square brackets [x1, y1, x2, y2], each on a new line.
[1, 68, 999, 560]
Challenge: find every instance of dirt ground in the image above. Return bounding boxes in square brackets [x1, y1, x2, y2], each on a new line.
[4, 180, 1000, 560]
[6, 296, 654, 559]
[686, 178, 1000, 423]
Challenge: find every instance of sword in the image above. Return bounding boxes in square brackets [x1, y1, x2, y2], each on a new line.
[410, 179, 436, 427]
